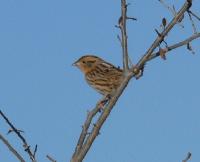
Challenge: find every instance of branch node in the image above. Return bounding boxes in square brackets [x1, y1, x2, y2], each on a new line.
[133, 67, 140, 75]
[188, 10, 200, 21]
[24, 145, 30, 152]
[7, 129, 24, 135]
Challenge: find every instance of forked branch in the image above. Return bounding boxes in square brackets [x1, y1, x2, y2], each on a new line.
[135, 0, 192, 71]
[148, 32, 200, 61]
[0, 110, 37, 162]
[70, 1, 198, 162]
[0, 1, 199, 162]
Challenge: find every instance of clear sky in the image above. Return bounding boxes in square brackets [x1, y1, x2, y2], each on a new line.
[0, 0, 200, 162]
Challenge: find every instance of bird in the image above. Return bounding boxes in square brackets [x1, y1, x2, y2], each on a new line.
[73, 55, 123, 96]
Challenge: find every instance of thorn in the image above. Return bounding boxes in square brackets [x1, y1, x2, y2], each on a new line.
[126, 16, 137, 21]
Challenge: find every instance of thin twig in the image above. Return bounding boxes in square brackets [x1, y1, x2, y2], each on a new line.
[46, 154, 57, 162]
[158, 0, 184, 28]
[0, 110, 36, 162]
[148, 33, 200, 61]
[0, 133, 25, 162]
[188, 11, 198, 34]
[135, 0, 192, 71]
[120, 0, 129, 71]
[188, 10, 200, 21]
[182, 152, 192, 162]
[33, 144, 38, 159]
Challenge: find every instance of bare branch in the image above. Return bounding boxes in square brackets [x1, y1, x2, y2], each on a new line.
[72, 74, 133, 162]
[188, 10, 200, 21]
[148, 33, 200, 61]
[70, 1, 198, 162]
[119, 0, 129, 71]
[46, 154, 57, 162]
[0, 110, 37, 162]
[135, 0, 192, 71]
[71, 96, 107, 159]
[0, 133, 25, 162]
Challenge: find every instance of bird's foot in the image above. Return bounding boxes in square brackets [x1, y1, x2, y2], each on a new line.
[98, 95, 111, 112]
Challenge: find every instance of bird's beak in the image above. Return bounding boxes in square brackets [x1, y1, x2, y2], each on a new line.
[72, 61, 77, 66]
[72, 62, 76, 66]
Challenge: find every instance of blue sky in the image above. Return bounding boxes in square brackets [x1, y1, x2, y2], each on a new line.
[0, 0, 200, 162]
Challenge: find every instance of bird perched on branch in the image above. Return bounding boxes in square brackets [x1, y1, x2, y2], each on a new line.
[73, 55, 123, 96]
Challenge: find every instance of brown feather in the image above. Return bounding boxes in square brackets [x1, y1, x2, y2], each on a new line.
[73, 55, 123, 95]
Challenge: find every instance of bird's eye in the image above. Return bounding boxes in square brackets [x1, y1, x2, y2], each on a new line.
[82, 61, 86, 64]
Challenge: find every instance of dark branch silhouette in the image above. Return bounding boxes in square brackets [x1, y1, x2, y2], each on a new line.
[0, 110, 37, 162]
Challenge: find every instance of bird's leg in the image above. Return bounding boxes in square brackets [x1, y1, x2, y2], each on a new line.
[98, 94, 111, 112]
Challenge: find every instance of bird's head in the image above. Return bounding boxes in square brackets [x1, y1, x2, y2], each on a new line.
[73, 55, 101, 74]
